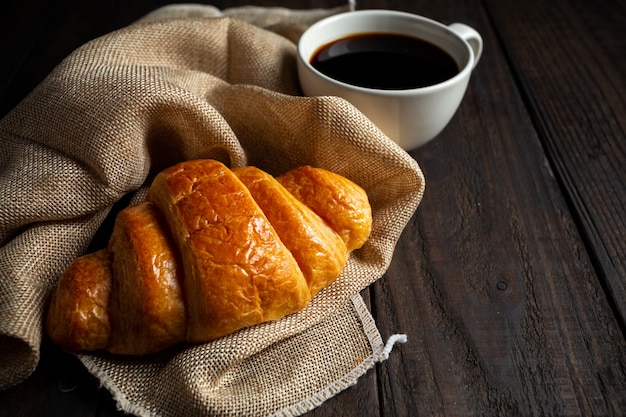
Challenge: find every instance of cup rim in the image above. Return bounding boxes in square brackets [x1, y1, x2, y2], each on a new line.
[297, 9, 475, 96]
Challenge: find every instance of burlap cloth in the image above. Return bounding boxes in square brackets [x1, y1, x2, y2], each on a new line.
[0, 3, 425, 416]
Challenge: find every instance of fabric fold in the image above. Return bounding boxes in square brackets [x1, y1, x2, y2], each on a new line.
[0, 4, 425, 415]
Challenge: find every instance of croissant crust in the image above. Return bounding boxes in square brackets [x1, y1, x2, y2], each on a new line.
[45, 159, 371, 355]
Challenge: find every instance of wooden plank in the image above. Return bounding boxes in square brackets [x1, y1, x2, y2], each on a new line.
[483, 0, 626, 325]
[368, 0, 626, 415]
[0, 342, 108, 417]
[0, 0, 80, 117]
[1, 0, 183, 117]
[2, 1, 624, 416]
[0, 0, 62, 116]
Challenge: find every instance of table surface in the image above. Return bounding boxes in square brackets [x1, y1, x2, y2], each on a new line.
[1, 0, 625, 416]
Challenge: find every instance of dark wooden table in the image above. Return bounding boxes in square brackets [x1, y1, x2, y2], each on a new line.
[2, 0, 625, 416]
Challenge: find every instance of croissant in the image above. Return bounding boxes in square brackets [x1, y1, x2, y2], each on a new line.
[45, 160, 372, 355]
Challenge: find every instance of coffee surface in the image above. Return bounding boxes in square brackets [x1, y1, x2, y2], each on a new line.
[310, 33, 459, 90]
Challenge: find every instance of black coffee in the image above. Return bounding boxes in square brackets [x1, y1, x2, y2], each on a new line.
[310, 33, 459, 90]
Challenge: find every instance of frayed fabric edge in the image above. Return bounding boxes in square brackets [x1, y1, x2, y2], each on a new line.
[79, 293, 406, 417]
[269, 294, 406, 417]
[380, 333, 408, 361]
[79, 354, 154, 417]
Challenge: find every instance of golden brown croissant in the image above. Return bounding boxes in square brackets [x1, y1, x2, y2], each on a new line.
[45, 160, 371, 355]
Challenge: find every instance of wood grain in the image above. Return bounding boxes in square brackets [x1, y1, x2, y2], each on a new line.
[1, 0, 625, 416]
[483, 0, 626, 328]
[372, 0, 626, 415]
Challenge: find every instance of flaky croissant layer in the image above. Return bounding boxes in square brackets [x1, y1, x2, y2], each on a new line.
[45, 160, 372, 355]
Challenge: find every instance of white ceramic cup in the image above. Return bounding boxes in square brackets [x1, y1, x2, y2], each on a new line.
[297, 10, 483, 150]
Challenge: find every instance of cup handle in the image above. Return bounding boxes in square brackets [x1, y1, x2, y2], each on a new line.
[448, 23, 483, 69]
